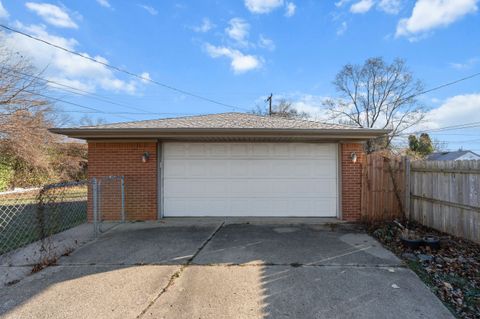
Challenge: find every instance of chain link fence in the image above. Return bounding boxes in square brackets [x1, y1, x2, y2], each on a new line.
[0, 181, 87, 255]
[91, 176, 125, 236]
[0, 176, 125, 255]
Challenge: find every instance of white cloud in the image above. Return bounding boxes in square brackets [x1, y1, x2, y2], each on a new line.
[25, 2, 78, 29]
[290, 95, 330, 121]
[47, 76, 94, 92]
[338, 0, 401, 14]
[335, 0, 351, 8]
[140, 72, 151, 83]
[139, 4, 158, 16]
[0, 1, 8, 19]
[192, 18, 215, 33]
[337, 21, 348, 35]
[378, 0, 401, 14]
[427, 93, 480, 129]
[450, 57, 479, 70]
[2, 22, 143, 94]
[225, 18, 250, 46]
[285, 2, 296, 17]
[245, 0, 284, 14]
[204, 43, 262, 74]
[96, 0, 111, 8]
[350, 0, 375, 13]
[396, 0, 478, 38]
[258, 34, 275, 50]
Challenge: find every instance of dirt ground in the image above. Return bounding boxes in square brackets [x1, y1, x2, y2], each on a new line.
[369, 221, 480, 319]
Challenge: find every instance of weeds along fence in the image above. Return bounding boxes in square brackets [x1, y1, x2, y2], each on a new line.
[0, 176, 125, 255]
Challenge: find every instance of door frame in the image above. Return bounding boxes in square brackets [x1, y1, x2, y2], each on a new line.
[157, 140, 164, 219]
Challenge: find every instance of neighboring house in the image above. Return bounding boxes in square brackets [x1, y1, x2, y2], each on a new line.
[51, 112, 388, 221]
[427, 150, 480, 161]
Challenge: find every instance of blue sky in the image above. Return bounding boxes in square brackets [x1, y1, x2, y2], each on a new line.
[0, 0, 479, 151]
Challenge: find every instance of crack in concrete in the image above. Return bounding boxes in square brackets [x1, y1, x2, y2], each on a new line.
[135, 221, 225, 319]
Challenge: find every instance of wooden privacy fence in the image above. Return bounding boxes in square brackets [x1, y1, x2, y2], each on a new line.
[361, 154, 406, 222]
[361, 154, 480, 243]
[409, 160, 480, 243]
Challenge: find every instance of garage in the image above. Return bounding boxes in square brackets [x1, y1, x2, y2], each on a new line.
[51, 112, 389, 221]
[162, 142, 338, 217]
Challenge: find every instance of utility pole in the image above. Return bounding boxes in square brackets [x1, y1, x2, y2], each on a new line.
[265, 93, 273, 116]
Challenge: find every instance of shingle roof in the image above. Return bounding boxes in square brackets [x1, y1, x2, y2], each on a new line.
[79, 112, 360, 130]
[51, 112, 390, 140]
[427, 151, 480, 161]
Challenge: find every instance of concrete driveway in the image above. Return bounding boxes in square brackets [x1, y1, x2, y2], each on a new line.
[0, 220, 454, 319]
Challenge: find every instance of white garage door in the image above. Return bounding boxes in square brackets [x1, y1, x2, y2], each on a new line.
[162, 142, 338, 217]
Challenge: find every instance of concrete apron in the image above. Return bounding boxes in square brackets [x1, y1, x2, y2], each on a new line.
[0, 221, 454, 319]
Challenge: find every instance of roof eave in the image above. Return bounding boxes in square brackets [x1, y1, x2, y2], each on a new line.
[49, 127, 390, 140]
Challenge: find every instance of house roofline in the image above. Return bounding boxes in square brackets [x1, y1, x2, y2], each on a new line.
[49, 127, 390, 141]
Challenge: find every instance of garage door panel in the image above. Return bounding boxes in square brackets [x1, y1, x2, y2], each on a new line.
[163, 143, 338, 217]
[171, 160, 334, 178]
[165, 179, 337, 198]
[164, 161, 187, 177]
[165, 180, 228, 197]
[166, 198, 337, 217]
[311, 160, 337, 178]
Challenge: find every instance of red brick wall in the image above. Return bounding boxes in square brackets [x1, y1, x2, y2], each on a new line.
[340, 143, 365, 221]
[86, 141, 364, 221]
[88, 142, 157, 221]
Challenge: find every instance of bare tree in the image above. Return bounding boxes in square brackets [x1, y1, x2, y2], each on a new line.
[0, 46, 54, 165]
[78, 115, 107, 127]
[0, 45, 59, 186]
[0, 44, 92, 188]
[324, 57, 426, 152]
[252, 98, 308, 119]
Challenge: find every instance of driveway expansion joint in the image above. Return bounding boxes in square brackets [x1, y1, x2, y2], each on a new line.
[135, 221, 225, 319]
[188, 263, 407, 268]
[187, 221, 225, 264]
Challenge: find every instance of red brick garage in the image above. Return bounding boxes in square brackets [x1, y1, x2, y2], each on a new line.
[52, 113, 387, 221]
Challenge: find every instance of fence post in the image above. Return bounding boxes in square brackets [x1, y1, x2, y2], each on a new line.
[404, 157, 411, 220]
[92, 178, 98, 237]
[121, 176, 125, 222]
[36, 186, 47, 240]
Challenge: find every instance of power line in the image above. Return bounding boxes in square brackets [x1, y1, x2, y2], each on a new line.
[400, 121, 480, 136]
[425, 123, 480, 133]
[424, 133, 480, 136]
[434, 138, 480, 143]
[388, 71, 480, 109]
[4, 24, 480, 122]
[7, 68, 191, 116]
[57, 110, 193, 115]
[419, 72, 480, 96]
[335, 69, 480, 135]
[24, 90, 198, 120]
[25, 90, 134, 120]
[0, 24, 250, 112]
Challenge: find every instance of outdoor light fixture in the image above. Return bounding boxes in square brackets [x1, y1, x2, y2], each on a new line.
[142, 152, 150, 163]
[351, 152, 357, 163]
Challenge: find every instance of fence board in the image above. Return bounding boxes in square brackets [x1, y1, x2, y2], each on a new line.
[409, 160, 480, 243]
[361, 154, 405, 221]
